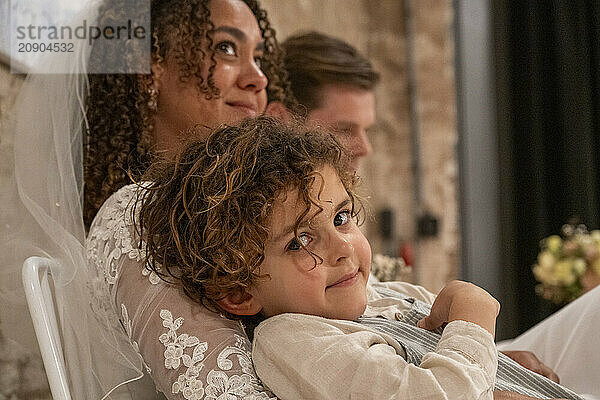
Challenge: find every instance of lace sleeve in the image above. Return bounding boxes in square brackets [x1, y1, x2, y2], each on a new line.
[86, 185, 276, 400]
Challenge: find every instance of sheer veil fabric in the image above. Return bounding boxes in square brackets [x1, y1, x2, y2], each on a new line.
[0, 1, 144, 397]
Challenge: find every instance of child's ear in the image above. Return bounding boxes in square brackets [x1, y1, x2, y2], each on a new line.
[265, 101, 291, 120]
[217, 290, 262, 316]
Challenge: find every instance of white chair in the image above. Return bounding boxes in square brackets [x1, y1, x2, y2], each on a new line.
[22, 256, 72, 400]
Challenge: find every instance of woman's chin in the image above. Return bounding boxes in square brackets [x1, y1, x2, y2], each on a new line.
[226, 105, 260, 121]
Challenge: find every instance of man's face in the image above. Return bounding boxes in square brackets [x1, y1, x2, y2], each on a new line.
[306, 84, 376, 171]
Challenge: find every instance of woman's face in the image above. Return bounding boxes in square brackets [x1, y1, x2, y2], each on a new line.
[154, 0, 268, 153]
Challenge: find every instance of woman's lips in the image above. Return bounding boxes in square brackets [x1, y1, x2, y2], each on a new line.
[327, 270, 360, 289]
[226, 101, 258, 116]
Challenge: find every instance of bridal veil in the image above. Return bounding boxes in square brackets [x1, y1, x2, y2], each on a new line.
[0, 0, 146, 397]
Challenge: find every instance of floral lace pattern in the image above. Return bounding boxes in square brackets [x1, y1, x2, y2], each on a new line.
[84, 185, 160, 387]
[86, 184, 158, 288]
[160, 309, 276, 400]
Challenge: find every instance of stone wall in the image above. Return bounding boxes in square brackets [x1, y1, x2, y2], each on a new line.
[0, 1, 457, 397]
[411, 0, 459, 291]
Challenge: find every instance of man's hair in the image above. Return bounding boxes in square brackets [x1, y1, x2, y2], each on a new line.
[282, 31, 380, 111]
[136, 116, 363, 315]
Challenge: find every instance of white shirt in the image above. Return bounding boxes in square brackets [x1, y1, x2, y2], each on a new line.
[252, 281, 498, 400]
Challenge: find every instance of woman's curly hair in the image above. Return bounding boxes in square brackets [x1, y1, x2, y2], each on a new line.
[135, 116, 363, 315]
[83, 0, 293, 228]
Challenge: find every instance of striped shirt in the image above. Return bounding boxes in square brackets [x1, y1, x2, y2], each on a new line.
[365, 287, 582, 399]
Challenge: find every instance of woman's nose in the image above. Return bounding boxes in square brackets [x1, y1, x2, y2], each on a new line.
[238, 59, 268, 92]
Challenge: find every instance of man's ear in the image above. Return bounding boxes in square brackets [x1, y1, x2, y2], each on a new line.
[266, 101, 291, 121]
[217, 290, 262, 316]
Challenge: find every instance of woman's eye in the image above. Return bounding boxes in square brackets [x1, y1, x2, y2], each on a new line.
[215, 41, 237, 56]
[334, 210, 350, 227]
[287, 234, 311, 251]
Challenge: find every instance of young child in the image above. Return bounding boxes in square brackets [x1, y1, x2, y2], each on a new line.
[136, 116, 583, 400]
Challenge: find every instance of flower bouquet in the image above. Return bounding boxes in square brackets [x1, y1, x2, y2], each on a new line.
[533, 224, 600, 304]
[370, 254, 411, 282]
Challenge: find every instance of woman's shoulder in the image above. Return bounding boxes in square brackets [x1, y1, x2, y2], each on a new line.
[106, 182, 149, 207]
[85, 183, 148, 271]
[88, 183, 149, 229]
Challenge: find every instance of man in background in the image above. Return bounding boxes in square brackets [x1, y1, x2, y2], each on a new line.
[271, 31, 380, 171]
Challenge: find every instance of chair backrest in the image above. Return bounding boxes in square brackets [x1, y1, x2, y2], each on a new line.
[22, 256, 72, 400]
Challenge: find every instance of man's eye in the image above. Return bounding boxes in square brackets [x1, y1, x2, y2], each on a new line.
[334, 210, 350, 227]
[215, 41, 236, 56]
[287, 234, 311, 251]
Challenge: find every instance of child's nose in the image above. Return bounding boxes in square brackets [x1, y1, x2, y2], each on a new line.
[330, 234, 354, 265]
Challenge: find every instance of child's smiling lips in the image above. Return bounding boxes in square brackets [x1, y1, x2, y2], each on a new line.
[327, 269, 360, 289]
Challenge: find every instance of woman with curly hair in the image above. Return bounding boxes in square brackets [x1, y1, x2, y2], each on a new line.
[82, 0, 297, 397]
[83, 0, 291, 228]
[3, 0, 290, 398]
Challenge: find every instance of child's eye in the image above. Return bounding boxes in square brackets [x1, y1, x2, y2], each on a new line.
[215, 41, 237, 56]
[287, 234, 311, 251]
[334, 210, 350, 227]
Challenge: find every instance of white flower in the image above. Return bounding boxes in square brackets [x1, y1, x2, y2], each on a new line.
[554, 260, 577, 286]
[573, 258, 587, 275]
[182, 379, 205, 400]
[537, 251, 556, 270]
[205, 370, 254, 400]
[165, 344, 184, 369]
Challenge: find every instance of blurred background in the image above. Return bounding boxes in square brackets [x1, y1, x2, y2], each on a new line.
[2, 0, 600, 397]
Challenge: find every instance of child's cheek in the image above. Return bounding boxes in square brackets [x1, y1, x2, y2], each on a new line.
[352, 230, 372, 271]
[289, 251, 320, 272]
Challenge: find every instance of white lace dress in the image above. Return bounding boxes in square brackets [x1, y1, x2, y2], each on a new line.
[86, 184, 276, 400]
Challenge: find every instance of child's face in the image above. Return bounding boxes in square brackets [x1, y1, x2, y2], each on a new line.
[249, 165, 372, 320]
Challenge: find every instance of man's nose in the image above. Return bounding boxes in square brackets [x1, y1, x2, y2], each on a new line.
[352, 130, 372, 158]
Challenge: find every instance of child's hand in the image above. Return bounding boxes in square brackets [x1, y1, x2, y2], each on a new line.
[417, 280, 500, 337]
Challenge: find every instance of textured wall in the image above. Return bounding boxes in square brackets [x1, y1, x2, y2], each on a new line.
[0, 65, 51, 400]
[0, 64, 23, 200]
[411, 0, 459, 291]
[0, 0, 457, 397]
[263, 0, 459, 292]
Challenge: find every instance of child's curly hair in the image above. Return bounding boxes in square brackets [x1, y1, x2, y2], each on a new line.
[136, 116, 363, 314]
